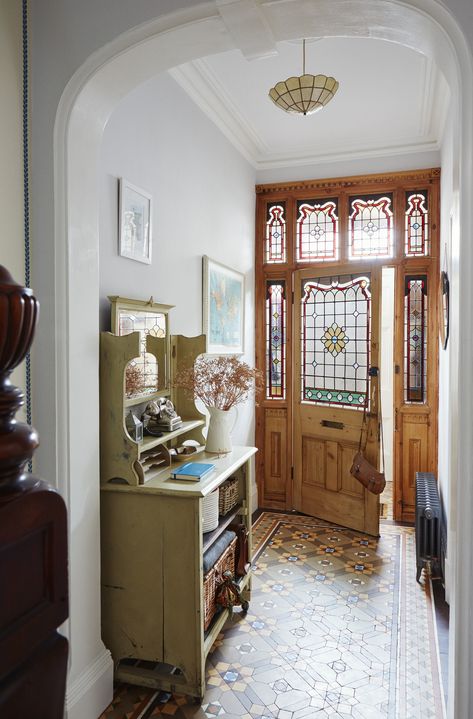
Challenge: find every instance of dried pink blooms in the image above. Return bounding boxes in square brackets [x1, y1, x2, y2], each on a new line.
[174, 355, 263, 410]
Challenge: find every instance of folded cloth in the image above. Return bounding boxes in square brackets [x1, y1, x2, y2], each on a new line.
[203, 530, 236, 574]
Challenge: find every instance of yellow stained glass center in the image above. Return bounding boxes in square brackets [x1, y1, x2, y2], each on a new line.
[322, 322, 348, 356]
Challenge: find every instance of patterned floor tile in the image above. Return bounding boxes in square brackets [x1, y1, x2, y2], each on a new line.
[99, 512, 445, 719]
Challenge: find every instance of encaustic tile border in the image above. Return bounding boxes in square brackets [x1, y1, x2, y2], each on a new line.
[253, 512, 446, 719]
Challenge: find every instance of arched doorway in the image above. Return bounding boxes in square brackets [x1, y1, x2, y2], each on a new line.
[54, 2, 473, 716]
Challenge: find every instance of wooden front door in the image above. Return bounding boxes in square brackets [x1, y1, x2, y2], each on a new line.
[255, 168, 440, 525]
[293, 266, 381, 536]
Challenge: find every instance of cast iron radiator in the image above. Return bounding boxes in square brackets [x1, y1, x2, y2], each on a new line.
[415, 471, 440, 581]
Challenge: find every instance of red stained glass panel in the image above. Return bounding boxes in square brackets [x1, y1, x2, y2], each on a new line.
[265, 203, 286, 263]
[296, 199, 338, 261]
[404, 276, 427, 403]
[349, 194, 393, 258]
[301, 275, 371, 408]
[405, 191, 429, 256]
[266, 282, 286, 399]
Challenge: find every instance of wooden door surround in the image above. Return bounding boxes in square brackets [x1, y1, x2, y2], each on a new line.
[255, 168, 440, 524]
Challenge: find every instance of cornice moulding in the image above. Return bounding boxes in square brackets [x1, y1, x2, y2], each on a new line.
[254, 138, 441, 170]
[172, 59, 442, 172]
[169, 61, 267, 165]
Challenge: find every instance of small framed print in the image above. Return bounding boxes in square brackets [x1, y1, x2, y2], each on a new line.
[118, 178, 152, 264]
[439, 270, 450, 350]
[202, 256, 244, 354]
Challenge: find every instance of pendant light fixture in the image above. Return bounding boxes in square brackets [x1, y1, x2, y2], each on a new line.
[268, 39, 339, 116]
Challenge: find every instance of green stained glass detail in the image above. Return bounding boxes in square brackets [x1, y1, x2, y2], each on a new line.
[304, 388, 366, 405]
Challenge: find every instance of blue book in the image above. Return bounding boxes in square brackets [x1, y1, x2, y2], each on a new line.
[170, 462, 215, 481]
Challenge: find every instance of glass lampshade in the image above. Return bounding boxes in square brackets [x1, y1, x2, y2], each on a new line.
[269, 73, 339, 115]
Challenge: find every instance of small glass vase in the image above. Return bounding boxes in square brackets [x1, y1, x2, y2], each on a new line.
[205, 406, 235, 453]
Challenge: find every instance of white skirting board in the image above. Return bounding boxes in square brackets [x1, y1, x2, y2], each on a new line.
[66, 648, 113, 719]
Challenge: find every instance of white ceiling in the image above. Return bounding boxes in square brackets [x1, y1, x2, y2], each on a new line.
[169, 37, 449, 170]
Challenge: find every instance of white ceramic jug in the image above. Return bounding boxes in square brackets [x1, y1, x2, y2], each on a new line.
[205, 406, 236, 453]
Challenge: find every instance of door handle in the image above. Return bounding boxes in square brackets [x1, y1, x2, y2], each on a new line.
[321, 420, 344, 430]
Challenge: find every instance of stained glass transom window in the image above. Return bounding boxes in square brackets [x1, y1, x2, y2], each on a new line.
[266, 282, 286, 399]
[265, 203, 286, 263]
[296, 199, 338, 262]
[404, 276, 427, 403]
[405, 191, 429, 256]
[119, 310, 167, 396]
[301, 275, 371, 407]
[349, 194, 393, 259]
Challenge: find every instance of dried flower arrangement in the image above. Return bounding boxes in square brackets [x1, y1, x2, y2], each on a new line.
[125, 363, 145, 397]
[174, 355, 263, 411]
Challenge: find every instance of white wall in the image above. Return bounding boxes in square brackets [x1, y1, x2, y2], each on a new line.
[0, 0, 25, 407]
[438, 109, 456, 601]
[99, 71, 256, 447]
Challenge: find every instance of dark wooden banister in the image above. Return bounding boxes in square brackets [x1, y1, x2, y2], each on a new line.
[0, 266, 69, 718]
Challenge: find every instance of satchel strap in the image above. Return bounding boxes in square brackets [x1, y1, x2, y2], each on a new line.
[357, 371, 385, 474]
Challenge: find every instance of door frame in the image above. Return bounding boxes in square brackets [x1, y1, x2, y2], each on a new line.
[255, 168, 440, 522]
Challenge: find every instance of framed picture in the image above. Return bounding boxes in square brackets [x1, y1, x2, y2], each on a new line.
[118, 178, 152, 264]
[439, 270, 450, 350]
[202, 256, 244, 354]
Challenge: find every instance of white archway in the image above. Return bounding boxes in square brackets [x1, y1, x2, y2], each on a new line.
[54, 2, 473, 716]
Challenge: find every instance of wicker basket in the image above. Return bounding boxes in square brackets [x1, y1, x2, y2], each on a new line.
[203, 536, 237, 630]
[218, 477, 239, 516]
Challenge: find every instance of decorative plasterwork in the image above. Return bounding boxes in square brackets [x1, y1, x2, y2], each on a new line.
[170, 52, 448, 171]
[216, 0, 278, 60]
[418, 54, 450, 143]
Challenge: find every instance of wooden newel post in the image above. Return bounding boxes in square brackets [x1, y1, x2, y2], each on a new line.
[0, 265, 39, 491]
[0, 266, 69, 719]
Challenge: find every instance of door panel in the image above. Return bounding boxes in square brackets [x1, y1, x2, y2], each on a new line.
[399, 409, 430, 520]
[263, 408, 288, 507]
[294, 266, 380, 536]
[393, 269, 438, 521]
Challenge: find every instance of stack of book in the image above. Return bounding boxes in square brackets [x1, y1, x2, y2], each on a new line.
[170, 462, 215, 482]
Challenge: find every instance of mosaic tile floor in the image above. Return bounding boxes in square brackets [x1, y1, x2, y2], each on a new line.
[99, 513, 445, 719]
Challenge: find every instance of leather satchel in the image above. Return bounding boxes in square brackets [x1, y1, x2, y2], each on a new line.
[350, 451, 386, 495]
[230, 522, 250, 577]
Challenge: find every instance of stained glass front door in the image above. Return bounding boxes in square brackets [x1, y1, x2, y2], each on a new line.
[294, 266, 381, 535]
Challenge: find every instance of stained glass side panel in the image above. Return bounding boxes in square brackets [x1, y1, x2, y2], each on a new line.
[404, 276, 427, 403]
[301, 275, 371, 408]
[266, 282, 286, 399]
[296, 199, 338, 262]
[405, 191, 429, 256]
[265, 202, 286, 263]
[349, 194, 393, 259]
[119, 310, 167, 395]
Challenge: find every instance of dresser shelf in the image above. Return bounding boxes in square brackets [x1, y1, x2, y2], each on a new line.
[139, 419, 205, 453]
[202, 504, 243, 554]
[100, 331, 206, 486]
[101, 446, 257, 700]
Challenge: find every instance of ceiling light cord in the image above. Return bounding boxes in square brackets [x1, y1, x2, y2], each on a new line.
[303, 39, 306, 75]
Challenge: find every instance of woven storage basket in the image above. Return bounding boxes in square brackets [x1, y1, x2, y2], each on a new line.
[218, 477, 239, 516]
[203, 536, 237, 630]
